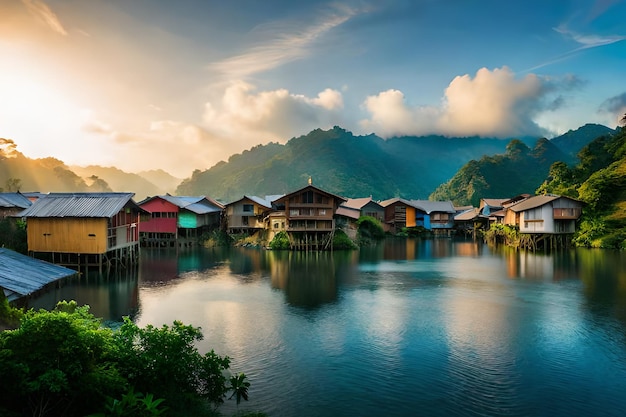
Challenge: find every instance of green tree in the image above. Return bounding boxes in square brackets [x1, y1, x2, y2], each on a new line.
[0, 301, 252, 417]
[0, 301, 125, 417]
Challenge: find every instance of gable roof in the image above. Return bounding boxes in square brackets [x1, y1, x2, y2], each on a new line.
[508, 195, 560, 212]
[409, 200, 456, 214]
[454, 207, 481, 221]
[379, 197, 413, 207]
[336, 205, 361, 220]
[480, 198, 509, 208]
[159, 195, 224, 214]
[0, 248, 77, 302]
[272, 185, 346, 204]
[17, 192, 139, 218]
[342, 197, 383, 210]
[0, 192, 32, 209]
[226, 195, 283, 209]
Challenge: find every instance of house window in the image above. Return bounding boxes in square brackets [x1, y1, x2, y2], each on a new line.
[242, 216, 249, 226]
[290, 209, 299, 216]
[302, 191, 314, 204]
[319, 209, 326, 216]
[243, 204, 254, 213]
[273, 222, 279, 229]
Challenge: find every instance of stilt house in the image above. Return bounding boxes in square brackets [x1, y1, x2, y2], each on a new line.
[18, 192, 145, 270]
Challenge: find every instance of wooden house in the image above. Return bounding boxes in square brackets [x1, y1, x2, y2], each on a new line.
[138, 195, 224, 247]
[335, 197, 386, 236]
[379, 198, 416, 234]
[18, 192, 145, 270]
[226, 195, 282, 235]
[271, 184, 346, 250]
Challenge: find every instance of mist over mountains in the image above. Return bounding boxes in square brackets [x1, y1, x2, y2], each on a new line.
[0, 123, 615, 204]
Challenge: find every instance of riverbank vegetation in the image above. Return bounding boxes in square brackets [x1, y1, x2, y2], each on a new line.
[0, 301, 259, 417]
[538, 124, 626, 249]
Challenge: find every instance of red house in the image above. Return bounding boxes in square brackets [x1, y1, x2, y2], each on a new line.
[138, 195, 223, 247]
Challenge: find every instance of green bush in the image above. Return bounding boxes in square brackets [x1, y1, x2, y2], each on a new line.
[269, 231, 290, 250]
[332, 229, 357, 250]
[0, 301, 251, 417]
[356, 216, 385, 241]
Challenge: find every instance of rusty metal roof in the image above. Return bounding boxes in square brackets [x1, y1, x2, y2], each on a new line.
[0, 248, 77, 302]
[17, 192, 136, 218]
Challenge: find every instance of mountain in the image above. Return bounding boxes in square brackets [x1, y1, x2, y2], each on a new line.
[0, 138, 180, 199]
[70, 166, 180, 201]
[429, 138, 570, 206]
[0, 138, 91, 193]
[176, 125, 609, 203]
[176, 127, 542, 202]
[550, 123, 616, 162]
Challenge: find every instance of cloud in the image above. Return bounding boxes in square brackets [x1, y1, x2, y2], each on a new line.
[21, 0, 67, 35]
[554, 24, 626, 50]
[359, 90, 440, 136]
[202, 81, 345, 141]
[209, 5, 363, 79]
[599, 92, 626, 123]
[360, 67, 576, 138]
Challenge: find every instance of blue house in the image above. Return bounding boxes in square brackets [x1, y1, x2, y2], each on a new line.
[408, 200, 456, 234]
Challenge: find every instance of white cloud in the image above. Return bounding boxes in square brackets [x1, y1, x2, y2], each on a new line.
[21, 0, 67, 35]
[202, 81, 345, 141]
[554, 25, 626, 50]
[359, 67, 570, 138]
[359, 90, 440, 136]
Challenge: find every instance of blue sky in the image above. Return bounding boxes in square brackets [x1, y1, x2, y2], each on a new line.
[1, 0, 625, 177]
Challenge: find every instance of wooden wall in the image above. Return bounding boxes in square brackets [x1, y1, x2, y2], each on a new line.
[27, 217, 108, 254]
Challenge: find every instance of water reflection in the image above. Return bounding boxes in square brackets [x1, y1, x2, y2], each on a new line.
[24, 239, 626, 416]
[28, 268, 140, 322]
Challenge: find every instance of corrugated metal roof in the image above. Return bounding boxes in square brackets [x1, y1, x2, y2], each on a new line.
[160, 195, 203, 208]
[17, 192, 136, 218]
[409, 200, 456, 214]
[0, 248, 77, 302]
[0, 192, 32, 209]
[508, 195, 560, 212]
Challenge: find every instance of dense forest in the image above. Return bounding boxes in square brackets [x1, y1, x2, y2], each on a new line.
[176, 124, 612, 201]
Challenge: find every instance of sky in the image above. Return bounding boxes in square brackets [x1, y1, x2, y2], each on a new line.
[1, 0, 625, 178]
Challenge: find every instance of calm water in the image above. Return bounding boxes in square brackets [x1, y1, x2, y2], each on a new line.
[30, 239, 626, 417]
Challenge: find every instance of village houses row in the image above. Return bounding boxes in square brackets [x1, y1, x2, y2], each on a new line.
[0, 182, 583, 268]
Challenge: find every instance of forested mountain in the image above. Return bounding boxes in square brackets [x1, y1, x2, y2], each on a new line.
[176, 124, 608, 203]
[1, 123, 611, 204]
[429, 138, 570, 206]
[177, 127, 537, 202]
[550, 123, 616, 162]
[0, 138, 176, 200]
[0, 138, 102, 193]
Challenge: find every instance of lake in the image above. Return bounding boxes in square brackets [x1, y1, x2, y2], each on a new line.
[30, 238, 626, 417]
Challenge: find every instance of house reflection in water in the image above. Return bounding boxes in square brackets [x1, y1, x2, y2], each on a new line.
[268, 251, 338, 308]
